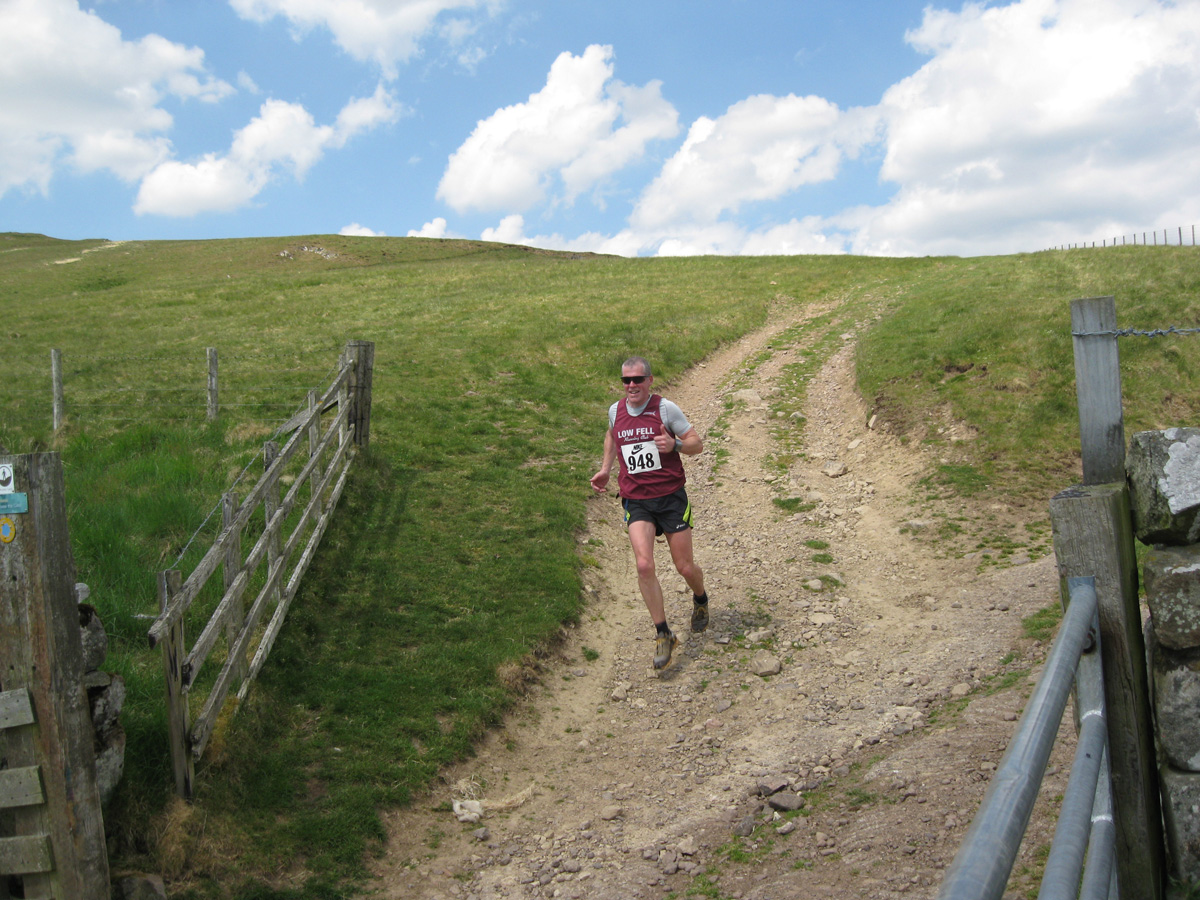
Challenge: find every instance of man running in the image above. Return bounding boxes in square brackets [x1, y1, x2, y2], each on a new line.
[590, 356, 709, 669]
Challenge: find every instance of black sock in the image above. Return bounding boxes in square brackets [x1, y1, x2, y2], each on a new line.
[693, 593, 708, 605]
[655, 621, 670, 636]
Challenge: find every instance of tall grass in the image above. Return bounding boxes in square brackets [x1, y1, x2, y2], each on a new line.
[3, 231, 1198, 896]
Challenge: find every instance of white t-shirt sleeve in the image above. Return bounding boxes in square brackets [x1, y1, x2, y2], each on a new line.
[658, 399, 691, 438]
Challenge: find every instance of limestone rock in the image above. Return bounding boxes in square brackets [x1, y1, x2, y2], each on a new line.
[112, 874, 167, 900]
[95, 726, 126, 807]
[1160, 766, 1200, 882]
[767, 791, 805, 812]
[1128, 429, 1200, 544]
[756, 776, 788, 797]
[731, 389, 764, 406]
[78, 603, 108, 672]
[823, 460, 848, 478]
[1148, 628, 1200, 771]
[751, 651, 782, 677]
[1143, 545, 1200, 650]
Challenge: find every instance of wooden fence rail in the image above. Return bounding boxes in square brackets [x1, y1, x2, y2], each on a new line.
[148, 340, 373, 799]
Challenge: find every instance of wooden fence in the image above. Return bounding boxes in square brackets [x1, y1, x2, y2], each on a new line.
[147, 340, 373, 799]
[0, 453, 110, 899]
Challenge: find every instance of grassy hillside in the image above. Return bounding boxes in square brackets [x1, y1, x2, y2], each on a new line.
[2, 232, 1197, 898]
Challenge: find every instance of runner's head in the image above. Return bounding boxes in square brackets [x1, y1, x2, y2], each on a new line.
[621, 357, 653, 404]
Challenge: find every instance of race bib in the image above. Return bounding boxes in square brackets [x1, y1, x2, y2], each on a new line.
[621, 440, 662, 474]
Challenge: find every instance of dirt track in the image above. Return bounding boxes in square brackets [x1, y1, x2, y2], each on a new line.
[366, 301, 1074, 900]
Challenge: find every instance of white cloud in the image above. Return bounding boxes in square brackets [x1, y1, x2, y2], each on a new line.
[341, 223, 385, 236]
[0, 0, 233, 196]
[861, 0, 1200, 255]
[480, 213, 525, 244]
[437, 44, 679, 213]
[408, 217, 450, 238]
[477, 213, 843, 259]
[229, 0, 490, 78]
[630, 95, 877, 231]
[135, 85, 400, 216]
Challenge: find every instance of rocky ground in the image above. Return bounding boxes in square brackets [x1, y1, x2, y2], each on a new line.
[364, 302, 1077, 900]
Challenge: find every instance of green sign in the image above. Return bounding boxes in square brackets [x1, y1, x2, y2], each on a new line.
[0, 493, 28, 515]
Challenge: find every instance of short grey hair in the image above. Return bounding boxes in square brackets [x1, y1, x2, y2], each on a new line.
[621, 356, 652, 376]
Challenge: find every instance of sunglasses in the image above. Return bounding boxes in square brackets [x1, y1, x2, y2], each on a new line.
[621, 375, 648, 384]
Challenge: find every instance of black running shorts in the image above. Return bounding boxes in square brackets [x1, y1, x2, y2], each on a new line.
[622, 487, 693, 536]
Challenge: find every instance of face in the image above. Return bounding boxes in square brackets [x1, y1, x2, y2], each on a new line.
[621, 364, 652, 404]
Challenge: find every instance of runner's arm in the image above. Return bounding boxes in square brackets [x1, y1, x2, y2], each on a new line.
[676, 426, 702, 456]
[590, 428, 618, 492]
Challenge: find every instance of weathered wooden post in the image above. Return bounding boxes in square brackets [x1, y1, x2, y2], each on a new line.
[344, 340, 374, 448]
[0, 453, 110, 898]
[263, 441, 282, 610]
[1071, 297, 1124, 485]
[1053, 295, 1164, 899]
[306, 389, 322, 499]
[222, 492, 245, 682]
[157, 568, 193, 800]
[207, 348, 219, 422]
[50, 350, 63, 433]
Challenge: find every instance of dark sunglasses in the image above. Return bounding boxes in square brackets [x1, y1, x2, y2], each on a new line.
[621, 375, 648, 384]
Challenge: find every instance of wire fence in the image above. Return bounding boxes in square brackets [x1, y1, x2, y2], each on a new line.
[1048, 224, 1198, 251]
[0, 345, 342, 436]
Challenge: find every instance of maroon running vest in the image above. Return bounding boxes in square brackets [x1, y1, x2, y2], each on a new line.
[613, 394, 686, 500]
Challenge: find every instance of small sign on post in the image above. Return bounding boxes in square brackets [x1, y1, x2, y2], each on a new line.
[0, 453, 111, 898]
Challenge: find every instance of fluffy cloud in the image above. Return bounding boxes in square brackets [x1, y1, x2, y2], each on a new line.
[862, 0, 1200, 255]
[407, 217, 450, 238]
[630, 95, 877, 231]
[230, 0, 491, 78]
[437, 45, 679, 213]
[135, 84, 400, 216]
[341, 223, 386, 236]
[0, 0, 232, 196]
[478, 0, 1199, 257]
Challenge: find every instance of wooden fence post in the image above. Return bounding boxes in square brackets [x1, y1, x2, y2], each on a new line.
[222, 492, 245, 683]
[0, 453, 110, 898]
[207, 348, 219, 422]
[343, 340, 374, 448]
[158, 568, 193, 800]
[50, 350, 63, 433]
[1050, 483, 1163, 900]
[1070, 297, 1125, 484]
[263, 441, 282, 609]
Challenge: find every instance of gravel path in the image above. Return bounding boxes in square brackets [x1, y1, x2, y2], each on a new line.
[366, 302, 1075, 900]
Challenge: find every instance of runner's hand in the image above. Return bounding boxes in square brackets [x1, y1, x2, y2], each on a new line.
[590, 469, 610, 492]
[654, 425, 675, 453]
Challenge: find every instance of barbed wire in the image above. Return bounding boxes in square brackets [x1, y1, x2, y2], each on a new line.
[1073, 326, 1200, 338]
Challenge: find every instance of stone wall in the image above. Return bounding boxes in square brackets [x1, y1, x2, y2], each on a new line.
[1127, 429, 1200, 883]
[76, 583, 126, 808]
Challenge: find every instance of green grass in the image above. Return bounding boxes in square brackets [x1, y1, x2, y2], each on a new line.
[3, 233, 1200, 895]
[1022, 604, 1064, 642]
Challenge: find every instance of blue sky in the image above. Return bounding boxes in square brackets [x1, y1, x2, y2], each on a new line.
[3, 0, 1199, 256]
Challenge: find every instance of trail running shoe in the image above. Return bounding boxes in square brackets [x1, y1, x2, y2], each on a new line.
[653, 630, 679, 669]
[691, 600, 709, 633]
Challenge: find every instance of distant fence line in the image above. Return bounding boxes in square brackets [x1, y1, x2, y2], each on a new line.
[1048, 224, 1198, 251]
[0, 345, 342, 432]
